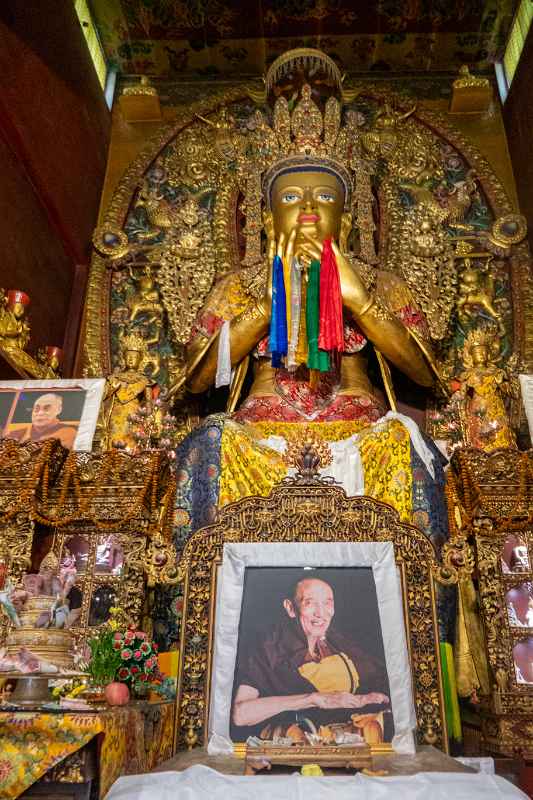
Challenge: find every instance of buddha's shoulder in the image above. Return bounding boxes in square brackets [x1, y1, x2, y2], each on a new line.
[374, 269, 415, 311]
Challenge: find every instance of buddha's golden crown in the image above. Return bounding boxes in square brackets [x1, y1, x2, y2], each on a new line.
[237, 82, 354, 207]
[464, 324, 499, 350]
[121, 331, 146, 353]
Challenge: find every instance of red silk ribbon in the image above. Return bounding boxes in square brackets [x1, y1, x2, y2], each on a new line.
[318, 238, 344, 354]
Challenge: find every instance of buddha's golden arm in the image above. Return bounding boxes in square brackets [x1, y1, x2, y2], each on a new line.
[186, 301, 269, 394]
[350, 295, 434, 387]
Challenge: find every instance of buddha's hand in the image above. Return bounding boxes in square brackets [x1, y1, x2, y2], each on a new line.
[298, 234, 369, 311]
[261, 228, 299, 317]
[310, 691, 389, 709]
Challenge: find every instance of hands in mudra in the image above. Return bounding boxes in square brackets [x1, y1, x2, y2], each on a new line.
[310, 690, 390, 710]
[263, 224, 370, 317]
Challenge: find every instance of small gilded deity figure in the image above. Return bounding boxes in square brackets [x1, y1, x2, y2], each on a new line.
[452, 325, 517, 452]
[101, 331, 156, 450]
[456, 259, 502, 330]
[0, 287, 31, 357]
[0, 289, 54, 378]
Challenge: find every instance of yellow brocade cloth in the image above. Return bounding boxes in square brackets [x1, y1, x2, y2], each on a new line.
[0, 702, 174, 799]
[219, 418, 412, 523]
[455, 577, 491, 698]
[0, 712, 103, 799]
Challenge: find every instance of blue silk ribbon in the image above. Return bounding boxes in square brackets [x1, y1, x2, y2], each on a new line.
[269, 255, 288, 368]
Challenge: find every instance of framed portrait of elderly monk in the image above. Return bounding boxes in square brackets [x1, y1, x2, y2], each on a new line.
[208, 542, 416, 755]
[0, 379, 105, 451]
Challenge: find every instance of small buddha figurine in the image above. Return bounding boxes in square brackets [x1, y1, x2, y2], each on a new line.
[453, 325, 517, 451]
[101, 331, 156, 450]
[0, 289, 31, 352]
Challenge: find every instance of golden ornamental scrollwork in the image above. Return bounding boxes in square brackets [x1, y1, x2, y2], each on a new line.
[156, 196, 217, 346]
[433, 537, 474, 585]
[175, 478, 448, 753]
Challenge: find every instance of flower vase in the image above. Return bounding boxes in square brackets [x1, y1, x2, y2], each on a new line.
[104, 681, 130, 706]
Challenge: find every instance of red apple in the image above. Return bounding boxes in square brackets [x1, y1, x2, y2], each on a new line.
[104, 681, 130, 706]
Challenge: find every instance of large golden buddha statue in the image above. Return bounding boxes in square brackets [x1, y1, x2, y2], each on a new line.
[170, 50, 448, 560]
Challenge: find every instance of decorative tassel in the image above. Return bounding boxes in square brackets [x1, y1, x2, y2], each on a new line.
[287, 257, 302, 370]
[306, 259, 329, 374]
[318, 238, 344, 354]
[295, 270, 308, 366]
[215, 320, 232, 388]
[269, 255, 288, 368]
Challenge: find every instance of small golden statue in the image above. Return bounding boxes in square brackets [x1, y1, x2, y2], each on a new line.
[126, 266, 164, 325]
[0, 289, 51, 378]
[456, 259, 502, 330]
[453, 325, 517, 452]
[361, 102, 415, 160]
[0, 289, 30, 351]
[101, 331, 156, 450]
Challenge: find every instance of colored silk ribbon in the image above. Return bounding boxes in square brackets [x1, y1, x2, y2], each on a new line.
[306, 259, 329, 373]
[215, 319, 232, 388]
[318, 238, 344, 354]
[287, 257, 302, 370]
[269, 254, 288, 368]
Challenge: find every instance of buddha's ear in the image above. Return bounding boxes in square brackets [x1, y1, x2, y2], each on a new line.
[339, 211, 353, 253]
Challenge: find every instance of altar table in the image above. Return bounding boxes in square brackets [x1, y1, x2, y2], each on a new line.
[105, 746, 527, 800]
[0, 700, 175, 799]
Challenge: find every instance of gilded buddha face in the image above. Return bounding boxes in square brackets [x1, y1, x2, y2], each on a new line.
[269, 170, 345, 252]
[124, 349, 142, 370]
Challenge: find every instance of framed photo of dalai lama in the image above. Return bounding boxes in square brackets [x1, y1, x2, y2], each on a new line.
[208, 542, 416, 755]
[0, 379, 105, 451]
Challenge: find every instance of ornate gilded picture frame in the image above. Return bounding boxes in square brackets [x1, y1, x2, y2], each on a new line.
[174, 478, 448, 753]
[208, 542, 416, 754]
[0, 379, 105, 451]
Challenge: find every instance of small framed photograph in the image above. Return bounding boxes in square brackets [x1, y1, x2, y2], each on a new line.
[506, 582, 533, 628]
[513, 636, 533, 684]
[0, 379, 105, 451]
[208, 542, 416, 754]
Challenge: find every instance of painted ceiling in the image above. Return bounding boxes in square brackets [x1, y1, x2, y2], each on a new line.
[91, 0, 518, 78]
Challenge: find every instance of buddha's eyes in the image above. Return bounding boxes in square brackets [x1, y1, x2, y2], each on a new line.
[281, 192, 300, 204]
[317, 191, 336, 202]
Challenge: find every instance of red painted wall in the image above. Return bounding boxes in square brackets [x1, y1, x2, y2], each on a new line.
[0, 2, 111, 376]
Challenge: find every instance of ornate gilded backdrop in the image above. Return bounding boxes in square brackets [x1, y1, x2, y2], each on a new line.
[85, 81, 530, 451]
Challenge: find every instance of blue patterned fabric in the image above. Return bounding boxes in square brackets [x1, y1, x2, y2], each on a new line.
[153, 416, 224, 650]
[269, 255, 288, 368]
[173, 415, 224, 554]
[410, 439, 455, 644]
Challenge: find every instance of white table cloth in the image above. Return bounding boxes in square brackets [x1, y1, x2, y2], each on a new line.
[105, 764, 527, 800]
